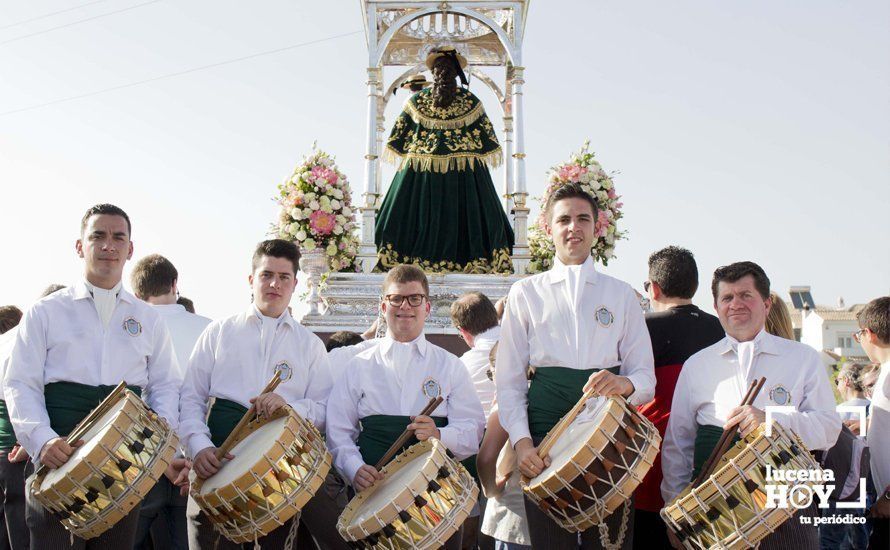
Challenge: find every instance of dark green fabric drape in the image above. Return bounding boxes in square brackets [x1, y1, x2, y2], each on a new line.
[527, 366, 620, 439]
[357, 414, 448, 469]
[44, 381, 141, 438]
[692, 423, 739, 481]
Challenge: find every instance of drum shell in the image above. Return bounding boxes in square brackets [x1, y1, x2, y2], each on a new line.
[31, 391, 178, 539]
[191, 407, 331, 544]
[661, 423, 820, 550]
[337, 439, 478, 549]
[523, 396, 661, 532]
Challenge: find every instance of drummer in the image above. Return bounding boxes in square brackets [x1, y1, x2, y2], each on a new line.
[661, 261, 840, 549]
[177, 238, 345, 549]
[4, 204, 182, 549]
[325, 264, 485, 549]
[495, 183, 655, 549]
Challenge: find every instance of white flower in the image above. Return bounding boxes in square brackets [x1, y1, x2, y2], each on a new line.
[309, 200, 320, 210]
[330, 199, 341, 210]
[302, 208, 312, 218]
[305, 192, 316, 202]
[321, 204, 333, 214]
[290, 207, 301, 219]
[319, 195, 331, 206]
[342, 207, 352, 216]
[288, 222, 299, 235]
[333, 189, 344, 200]
[333, 225, 343, 235]
[326, 243, 337, 256]
[291, 175, 300, 184]
[295, 230, 307, 241]
[303, 238, 316, 250]
[335, 215, 346, 224]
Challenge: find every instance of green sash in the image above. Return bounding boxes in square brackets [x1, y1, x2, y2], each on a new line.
[527, 366, 620, 439]
[207, 398, 248, 448]
[0, 401, 16, 451]
[44, 381, 141, 438]
[692, 424, 740, 480]
[357, 415, 448, 469]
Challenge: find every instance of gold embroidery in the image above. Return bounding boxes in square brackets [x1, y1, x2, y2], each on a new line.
[405, 89, 483, 130]
[376, 243, 514, 275]
[383, 145, 503, 174]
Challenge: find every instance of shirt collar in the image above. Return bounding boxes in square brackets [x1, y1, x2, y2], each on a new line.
[474, 325, 500, 346]
[548, 255, 598, 285]
[719, 328, 778, 356]
[247, 305, 295, 330]
[380, 333, 428, 359]
[75, 279, 133, 304]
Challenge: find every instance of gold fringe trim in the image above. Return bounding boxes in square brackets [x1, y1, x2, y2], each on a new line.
[376, 243, 514, 275]
[383, 145, 503, 173]
[404, 101, 484, 130]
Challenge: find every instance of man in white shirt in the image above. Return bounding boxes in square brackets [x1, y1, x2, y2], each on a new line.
[4, 204, 182, 550]
[661, 261, 840, 549]
[495, 183, 655, 549]
[854, 297, 890, 548]
[130, 254, 211, 550]
[178, 239, 343, 549]
[326, 265, 486, 550]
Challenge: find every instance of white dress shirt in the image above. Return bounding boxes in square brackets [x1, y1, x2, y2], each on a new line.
[326, 334, 485, 486]
[151, 304, 211, 379]
[327, 338, 379, 384]
[460, 326, 499, 418]
[0, 329, 17, 402]
[495, 256, 655, 445]
[660, 329, 841, 503]
[4, 280, 182, 458]
[868, 361, 890, 493]
[178, 306, 332, 458]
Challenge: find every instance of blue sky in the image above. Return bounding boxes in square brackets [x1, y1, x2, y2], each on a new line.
[1, 1, 887, 320]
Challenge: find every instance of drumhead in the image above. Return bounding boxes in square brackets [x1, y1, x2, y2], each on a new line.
[531, 397, 608, 482]
[41, 397, 128, 487]
[347, 453, 428, 526]
[200, 416, 289, 492]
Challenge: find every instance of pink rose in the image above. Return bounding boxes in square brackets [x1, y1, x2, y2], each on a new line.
[308, 210, 336, 236]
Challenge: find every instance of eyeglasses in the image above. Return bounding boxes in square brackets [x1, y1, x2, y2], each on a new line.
[853, 328, 868, 343]
[643, 281, 651, 292]
[384, 294, 427, 307]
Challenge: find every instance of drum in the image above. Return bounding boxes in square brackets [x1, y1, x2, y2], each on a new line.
[191, 406, 331, 544]
[31, 389, 178, 539]
[522, 396, 661, 534]
[661, 422, 820, 550]
[337, 439, 478, 549]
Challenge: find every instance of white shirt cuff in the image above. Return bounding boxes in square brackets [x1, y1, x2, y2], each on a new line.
[343, 454, 366, 486]
[505, 422, 532, 448]
[187, 434, 215, 459]
[29, 426, 59, 462]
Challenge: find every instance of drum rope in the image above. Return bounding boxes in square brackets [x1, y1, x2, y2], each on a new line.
[282, 512, 300, 550]
[596, 499, 630, 550]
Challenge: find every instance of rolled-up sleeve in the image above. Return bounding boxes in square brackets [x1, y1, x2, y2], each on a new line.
[494, 284, 533, 447]
[619, 287, 655, 406]
[4, 306, 56, 460]
[438, 358, 485, 460]
[326, 359, 366, 486]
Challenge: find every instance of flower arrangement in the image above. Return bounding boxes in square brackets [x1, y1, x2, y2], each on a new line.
[276, 146, 361, 272]
[527, 141, 625, 274]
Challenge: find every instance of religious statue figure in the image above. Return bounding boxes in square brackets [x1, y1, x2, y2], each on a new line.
[376, 47, 515, 274]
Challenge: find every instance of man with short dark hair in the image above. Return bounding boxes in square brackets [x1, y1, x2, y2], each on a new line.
[854, 297, 890, 548]
[634, 247, 724, 549]
[662, 261, 840, 549]
[130, 254, 211, 550]
[179, 238, 344, 549]
[5, 204, 181, 549]
[496, 184, 655, 549]
[326, 264, 485, 550]
[452, 292, 500, 418]
[326, 331, 365, 353]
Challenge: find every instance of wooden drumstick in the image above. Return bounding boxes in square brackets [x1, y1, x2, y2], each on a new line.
[64, 381, 128, 446]
[373, 396, 443, 471]
[693, 377, 766, 487]
[214, 372, 286, 461]
[536, 386, 598, 460]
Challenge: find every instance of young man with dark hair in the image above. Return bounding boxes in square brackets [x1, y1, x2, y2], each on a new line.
[326, 264, 485, 550]
[496, 185, 655, 549]
[855, 297, 890, 548]
[634, 246, 724, 549]
[130, 254, 211, 550]
[451, 292, 500, 417]
[178, 239, 345, 549]
[5, 204, 181, 549]
[662, 261, 840, 548]
[326, 331, 365, 352]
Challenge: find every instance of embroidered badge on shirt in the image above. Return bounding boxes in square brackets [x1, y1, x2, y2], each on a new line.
[769, 384, 791, 406]
[422, 377, 441, 399]
[595, 306, 614, 328]
[122, 317, 142, 336]
[274, 361, 293, 382]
